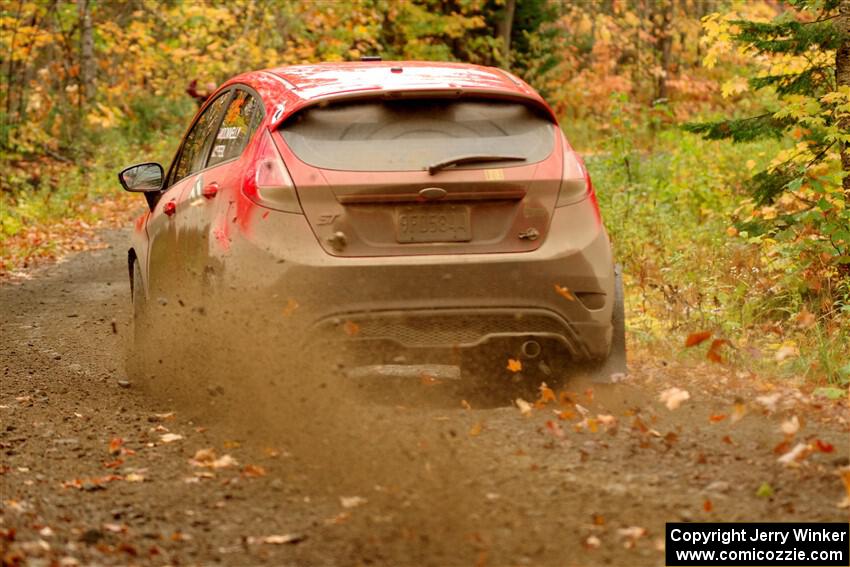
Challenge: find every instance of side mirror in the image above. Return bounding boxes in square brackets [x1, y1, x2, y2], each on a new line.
[118, 163, 163, 193]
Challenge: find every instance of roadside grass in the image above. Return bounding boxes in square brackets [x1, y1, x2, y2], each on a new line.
[583, 123, 850, 388]
[0, 97, 190, 276]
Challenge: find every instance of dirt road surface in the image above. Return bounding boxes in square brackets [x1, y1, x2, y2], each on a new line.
[2, 228, 848, 566]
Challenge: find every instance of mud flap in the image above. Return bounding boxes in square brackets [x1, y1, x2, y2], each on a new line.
[592, 263, 627, 383]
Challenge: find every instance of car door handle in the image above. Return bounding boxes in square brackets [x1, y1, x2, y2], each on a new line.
[202, 182, 220, 199]
[163, 200, 177, 217]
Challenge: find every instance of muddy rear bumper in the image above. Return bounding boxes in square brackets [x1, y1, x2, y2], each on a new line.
[204, 198, 615, 361]
[305, 307, 610, 360]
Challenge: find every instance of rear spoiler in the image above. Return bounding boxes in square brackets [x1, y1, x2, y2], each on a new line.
[268, 88, 558, 131]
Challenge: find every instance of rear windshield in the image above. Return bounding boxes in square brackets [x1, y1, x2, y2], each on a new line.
[279, 99, 555, 172]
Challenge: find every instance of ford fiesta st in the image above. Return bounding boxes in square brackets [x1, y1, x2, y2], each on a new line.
[119, 60, 626, 391]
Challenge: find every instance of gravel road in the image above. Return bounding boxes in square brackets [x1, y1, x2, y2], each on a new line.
[1, 228, 848, 566]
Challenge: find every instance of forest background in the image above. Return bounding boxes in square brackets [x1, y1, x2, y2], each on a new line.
[1, 0, 848, 390]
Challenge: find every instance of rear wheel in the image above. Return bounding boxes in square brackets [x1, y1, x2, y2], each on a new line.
[592, 264, 627, 383]
[126, 260, 149, 381]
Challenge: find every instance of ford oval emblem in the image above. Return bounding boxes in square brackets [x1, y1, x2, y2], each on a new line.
[419, 187, 447, 200]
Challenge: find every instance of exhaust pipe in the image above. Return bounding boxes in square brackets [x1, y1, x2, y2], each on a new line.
[520, 340, 541, 359]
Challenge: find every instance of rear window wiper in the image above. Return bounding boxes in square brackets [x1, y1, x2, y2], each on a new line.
[426, 154, 526, 175]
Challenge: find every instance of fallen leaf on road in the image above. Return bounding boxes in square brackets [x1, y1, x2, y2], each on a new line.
[324, 512, 350, 525]
[731, 402, 747, 423]
[461, 400, 472, 410]
[108, 438, 124, 455]
[340, 496, 367, 509]
[249, 533, 306, 545]
[617, 526, 647, 548]
[755, 393, 781, 412]
[755, 482, 774, 498]
[814, 439, 834, 453]
[779, 416, 800, 436]
[61, 475, 122, 490]
[515, 398, 533, 416]
[773, 439, 792, 455]
[469, 422, 484, 436]
[703, 499, 713, 512]
[708, 414, 726, 423]
[659, 387, 690, 410]
[597, 414, 617, 433]
[556, 409, 576, 420]
[189, 449, 237, 469]
[506, 358, 522, 373]
[685, 331, 711, 347]
[242, 465, 266, 478]
[159, 433, 183, 444]
[124, 473, 145, 482]
[583, 535, 601, 549]
[191, 448, 216, 464]
[223, 440, 241, 449]
[544, 420, 564, 438]
[778, 443, 814, 466]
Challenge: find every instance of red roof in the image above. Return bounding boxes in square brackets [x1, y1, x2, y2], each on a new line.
[267, 61, 533, 99]
[223, 61, 553, 126]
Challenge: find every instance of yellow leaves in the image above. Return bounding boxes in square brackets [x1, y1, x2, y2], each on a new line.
[760, 206, 778, 221]
[506, 358, 522, 373]
[86, 103, 122, 129]
[773, 95, 822, 124]
[720, 76, 748, 98]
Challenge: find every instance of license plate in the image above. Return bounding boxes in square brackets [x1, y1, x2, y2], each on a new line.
[396, 206, 471, 243]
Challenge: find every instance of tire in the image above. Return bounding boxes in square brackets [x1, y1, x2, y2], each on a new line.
[126, 260, 149, 381]
[593, 263, 628, 383]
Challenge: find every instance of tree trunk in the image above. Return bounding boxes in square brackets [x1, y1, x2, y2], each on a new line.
[837, 0, 850, 195]
[498, 0, 516, 68]
[78, 0, 94, 106]
[653, 0, 674, 103]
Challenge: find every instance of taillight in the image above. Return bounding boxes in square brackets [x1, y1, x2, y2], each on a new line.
[556, 140, 602, 222]
[243, 130, 303, 214]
